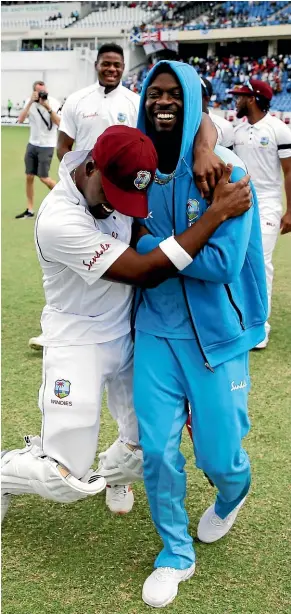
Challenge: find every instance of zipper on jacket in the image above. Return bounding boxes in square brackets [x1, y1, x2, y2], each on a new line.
[181, 279, 215, 372]
[172, 178, 214, 373]
[224, 284, 245, 330]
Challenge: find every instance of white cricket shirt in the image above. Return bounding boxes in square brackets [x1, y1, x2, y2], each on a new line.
[59, 81, 140, 150]
[26, 96, 60, 147]
[35, 150, 133, 346]
[233, 113, 291, 219]
[210, 111, 234, 149]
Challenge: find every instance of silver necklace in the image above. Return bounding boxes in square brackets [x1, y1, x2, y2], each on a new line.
[154, 170, 176, 185]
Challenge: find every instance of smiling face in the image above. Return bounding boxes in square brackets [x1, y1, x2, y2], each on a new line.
[95, 52, 124, 89]
[145, 71, 183, 133]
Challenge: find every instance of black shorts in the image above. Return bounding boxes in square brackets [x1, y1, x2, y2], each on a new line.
[25, 143, 54, 178]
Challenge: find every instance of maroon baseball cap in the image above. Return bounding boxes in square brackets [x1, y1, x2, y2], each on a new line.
[92, 125, 158, 218]
[230, 79, 273, 101]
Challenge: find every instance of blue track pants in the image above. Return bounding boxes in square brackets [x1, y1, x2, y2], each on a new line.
[133, 332, 251, 570]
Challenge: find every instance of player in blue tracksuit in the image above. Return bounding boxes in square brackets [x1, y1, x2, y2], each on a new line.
[132, 61, 268, 607]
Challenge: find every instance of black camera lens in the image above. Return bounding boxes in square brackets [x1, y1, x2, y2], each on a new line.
[38, 91, 48, 100]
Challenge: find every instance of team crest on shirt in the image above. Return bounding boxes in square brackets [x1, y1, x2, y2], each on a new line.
[187, 199, 199, 226]
[260, 136, 269, 147]
[54, 379, 71, 399]
[134, 170, 151, 190]
[117, 112, 127, 123]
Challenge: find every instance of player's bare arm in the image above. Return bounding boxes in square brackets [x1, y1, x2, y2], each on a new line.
[193, 112, 226, 200]
[57, 131, 74, 161]
[280, 157, 291, 235]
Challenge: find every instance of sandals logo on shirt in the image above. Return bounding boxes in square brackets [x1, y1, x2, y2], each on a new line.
[187, 199, 199, 226]
[117, 112, 127, 123]
[134, 170, 151, 190]
[83, 243, 111, 270]
[54, 379, 71, 399]
[260, 136, 269, 147]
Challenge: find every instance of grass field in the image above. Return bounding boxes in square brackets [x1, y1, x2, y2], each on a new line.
[1, 126, 291, 614]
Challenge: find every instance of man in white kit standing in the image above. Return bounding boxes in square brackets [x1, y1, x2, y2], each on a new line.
[230, 79, 291, 348]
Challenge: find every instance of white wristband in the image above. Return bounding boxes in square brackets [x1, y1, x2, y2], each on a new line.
[159, 236, 193, 271]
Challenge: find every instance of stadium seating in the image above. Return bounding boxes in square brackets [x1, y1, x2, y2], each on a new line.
[184, 1, 291, 30]
[1, 1, 79, 30]
[70, 5, 160, 29]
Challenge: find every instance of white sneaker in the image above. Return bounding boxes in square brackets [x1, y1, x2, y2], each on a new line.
[255, 332, 269, 350]
[142, 564, 195, 608]
[197, 497, 246, 544]
[105, 484, 134, 514]
[28, 334, 44, 351]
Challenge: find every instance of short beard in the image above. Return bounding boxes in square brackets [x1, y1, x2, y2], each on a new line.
[236, 105, 249, 119]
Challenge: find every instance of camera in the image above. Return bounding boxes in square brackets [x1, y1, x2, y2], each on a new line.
[38, 91, 48, 101]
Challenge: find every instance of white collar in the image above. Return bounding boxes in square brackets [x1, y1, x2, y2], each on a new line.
[58, 150, 90, 208]
[96, 80, 122, 96]
[244, 113, 270, 130]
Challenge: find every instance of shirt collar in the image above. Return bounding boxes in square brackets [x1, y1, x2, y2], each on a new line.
[96, 80, 122, 96]
[58, 150, 90, 208]
[245, 113, 270, 130]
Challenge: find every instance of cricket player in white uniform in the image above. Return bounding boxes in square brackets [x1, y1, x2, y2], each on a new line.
[230, 79, 291, 348]
[29, 43, 140, 352]
[200, 77, 234, 149]
[2, 125, 253, 525]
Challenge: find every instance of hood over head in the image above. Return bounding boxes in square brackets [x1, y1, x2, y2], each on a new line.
[137, 60, 202, 173]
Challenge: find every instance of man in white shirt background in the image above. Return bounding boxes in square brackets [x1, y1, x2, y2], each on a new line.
[57, 42, 140, 158]
[200, 77, 234, 149]
[16, 80, 60, 219]
[231, 79, 291, 348]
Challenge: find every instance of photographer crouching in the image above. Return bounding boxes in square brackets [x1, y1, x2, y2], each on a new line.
[16, 81, 60, 219]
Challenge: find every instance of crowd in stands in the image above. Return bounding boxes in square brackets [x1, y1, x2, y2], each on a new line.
[123, 54, 291, 112]
[130, 1, 291, 33]
[184, 1, 291, 30]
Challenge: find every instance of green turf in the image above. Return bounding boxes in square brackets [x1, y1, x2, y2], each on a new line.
[1, 126, 291, 614]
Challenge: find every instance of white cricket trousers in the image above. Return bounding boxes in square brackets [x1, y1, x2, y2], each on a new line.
[260, 211, 280, 334]
[38, 333, 139, 479]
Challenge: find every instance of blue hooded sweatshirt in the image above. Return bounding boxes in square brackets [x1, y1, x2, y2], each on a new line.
[134, 61, 268, 369]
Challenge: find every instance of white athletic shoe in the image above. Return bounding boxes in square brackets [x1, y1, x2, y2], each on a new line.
[105, 484, 134, 514]
[197, 497, 246, 544]
[142, 564, 196, 608]
[28, 334, 44, 351]
[255, 332, 269, 350]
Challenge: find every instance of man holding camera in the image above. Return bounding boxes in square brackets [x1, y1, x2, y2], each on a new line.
[16, 80, 60, 219]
